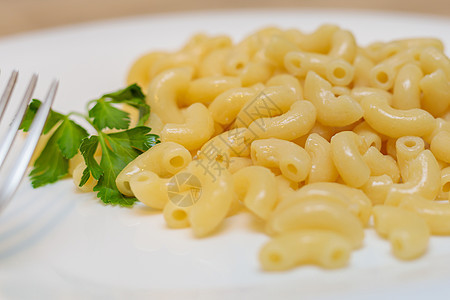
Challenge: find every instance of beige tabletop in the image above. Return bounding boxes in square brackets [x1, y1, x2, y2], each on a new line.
[1, 0, 450, 38]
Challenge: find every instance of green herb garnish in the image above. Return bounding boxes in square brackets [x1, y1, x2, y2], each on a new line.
[20, 84, 159, 207]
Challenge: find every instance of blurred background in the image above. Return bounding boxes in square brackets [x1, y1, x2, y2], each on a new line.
[1, 0, 450, 37]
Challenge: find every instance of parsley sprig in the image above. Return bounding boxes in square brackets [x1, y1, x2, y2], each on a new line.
[20, 84, 159, 207]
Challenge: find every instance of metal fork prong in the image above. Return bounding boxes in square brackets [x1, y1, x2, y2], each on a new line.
[0, 80, 59, 213]
[0, 74, 38, 168]
[0, 70, 18, 121]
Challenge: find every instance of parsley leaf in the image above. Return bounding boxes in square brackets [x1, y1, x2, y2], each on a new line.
[81, 128, 159, 206]
[88, 84, 149, 130]
[79, 136, 103, 181]
[20, 99, 65, 134]
[21, 101, 87, 187]
[21, 84, 159, 207]
[89, 99, 130, 130]
[29, 125, 69, 188]
[57, 118, 89, 159]
[103, 84, 150, 126]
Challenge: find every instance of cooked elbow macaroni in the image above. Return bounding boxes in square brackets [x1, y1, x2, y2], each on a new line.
[77, 25, 450, 271]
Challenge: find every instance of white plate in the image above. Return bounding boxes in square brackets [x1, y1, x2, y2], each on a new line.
[1, 9, 450, 300]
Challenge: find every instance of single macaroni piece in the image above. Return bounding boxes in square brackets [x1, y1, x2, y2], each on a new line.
[297, 24, 340, 53]
[285, 51, 354, 86]
[438, 167, 450, 200]
[386, 150, 441, 205]
[247, 100, 316, 141]
[251, 138, 311, 182]
[430, 131, 450, 164]
[392, 63, 423, 110]
[276, 182, 372, 226]
[331, 131, 370, 188]
[259, 229, 352, 270]
[266, 198, 364, 249]
[372, 205, 430, 260]
[420, 70, 450, 117]
[361, 94, 436, 138]
[399, 195, 450, 235]
[129, 170, 169, 209]
[233, 166, 278, 220]
[146, 67, 193, 124]
[304, 133, 339, 184]
[163, 200, 192, 229]
[352, 53, 375, 87]
[362, 146, 400, 183]
[361, 175, 393, 205]
[185, 160, 235, 237]
[328, 29, 357, 63]
[395, 136, 425, 180]
[116, 142, 192, 196]
[161, 103, 214, 151]
[235, 86, 297, 128]
[304, 71, 363, 127]
[183, 76, 241, 106]
[209, 86, 261, 126]
[353, 121, 383, 151]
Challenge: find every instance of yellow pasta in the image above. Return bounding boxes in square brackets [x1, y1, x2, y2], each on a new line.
[251, 138, 311, 182]
[106, 24, 450, 271]
[361, 94, 436, 138]
[386, 150, 441, 205]
[304, 133, 339, 184]
[331, 131, 370, 188]
[276, 182, 372, 226]
[372, 205, 430, 260]
[259, 229, 351, 270]
[161, 103, 215, 151]
[304, 71, 363, 127]
[267, 198, 364, 249]
[233, 166, 278, 220]
[399, 195, 450, 235]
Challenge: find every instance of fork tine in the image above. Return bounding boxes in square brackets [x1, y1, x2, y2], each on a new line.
[0, 74, 37, 168]
[0, 80, 59, 212]
[0, 70, 18, 121]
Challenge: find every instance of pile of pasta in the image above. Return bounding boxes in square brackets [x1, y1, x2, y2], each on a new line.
[78, 25, 450, 271]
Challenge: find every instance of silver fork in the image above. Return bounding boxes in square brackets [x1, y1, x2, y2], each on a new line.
[0, 71, 58, 213]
